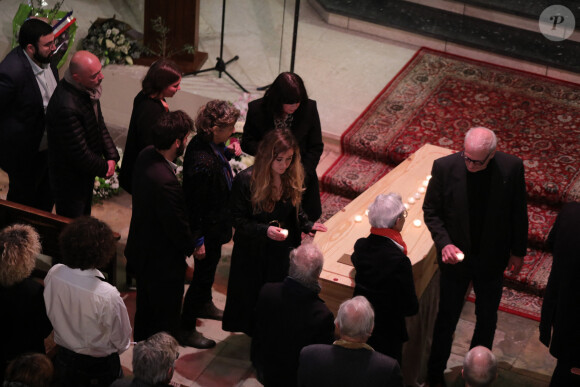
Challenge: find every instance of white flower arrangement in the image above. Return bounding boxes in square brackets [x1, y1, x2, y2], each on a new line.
[81, 17, 143, 66]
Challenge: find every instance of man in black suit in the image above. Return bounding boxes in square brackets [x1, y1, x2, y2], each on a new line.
[46, 50, 119, 218]
[540, 202, 580, 386]
[298, 296, 404, 387]
[252, 243, 335, 387]
[125, 110, 213, 348]
[423, 127, 528, 386]
[0, 19, 58, 211]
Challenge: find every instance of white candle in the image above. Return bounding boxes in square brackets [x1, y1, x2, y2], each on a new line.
[413, 219, 422, 227]
[354, 215, 363, 223]
[422, 180, 429, 187]
[456, 252, 464, 261]
[404, 203, 410, 210]
[413, 192, 421, 200]
[280, 229, 288, 237]
[365, 209, 369, 216]
[426, 175, 432, 180]
[408, 197, 416, 205]
[418, 186, 426, 194]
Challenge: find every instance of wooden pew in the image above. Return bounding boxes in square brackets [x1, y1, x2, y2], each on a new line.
[0, 199, 118, 286]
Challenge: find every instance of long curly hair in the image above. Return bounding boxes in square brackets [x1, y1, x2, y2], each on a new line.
[0, 224, 42, 287]
[195, 100, 240, 142]
[251, 129, 304, 213]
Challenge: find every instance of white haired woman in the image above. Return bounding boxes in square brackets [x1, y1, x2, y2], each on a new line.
[351, 193, 419, 365]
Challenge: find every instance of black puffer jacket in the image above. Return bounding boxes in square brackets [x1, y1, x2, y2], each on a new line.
[46, 79, 119, 193]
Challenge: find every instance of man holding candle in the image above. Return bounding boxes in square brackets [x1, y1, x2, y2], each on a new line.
[423, 127, 528, 387]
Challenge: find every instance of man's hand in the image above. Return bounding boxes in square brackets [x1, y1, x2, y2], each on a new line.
[506, 255, 524, 275]
[194, 243, 206, 260]
[227, 141, 242, 156]
[441, 244, 463, 265]
[105, 160, 116, 178]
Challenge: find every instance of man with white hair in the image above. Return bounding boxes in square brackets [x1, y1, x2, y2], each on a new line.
[423, 127, 528, 386]
[462, 346, 497, 387]
[252, 243, 335, 387]
[298, 296, 403, 387]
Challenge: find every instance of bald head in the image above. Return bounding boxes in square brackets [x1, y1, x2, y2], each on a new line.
[463, 346, 497, 387]
[70, 50, 104, 89]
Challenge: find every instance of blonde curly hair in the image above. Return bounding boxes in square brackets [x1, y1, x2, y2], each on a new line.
[0, 224, 41, 287]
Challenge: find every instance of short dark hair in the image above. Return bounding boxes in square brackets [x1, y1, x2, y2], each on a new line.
[264, 72, 309, 117]
[142, 59, 182, 96]
[59, 216, 116, 270]
[4, 353, 54, 387]
[18, 18, 53, 49]
[195, 100, 240, 142]
[153, 110, 193, 150]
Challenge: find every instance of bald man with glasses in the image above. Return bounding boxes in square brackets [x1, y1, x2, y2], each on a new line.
[422, 127, 528, 387]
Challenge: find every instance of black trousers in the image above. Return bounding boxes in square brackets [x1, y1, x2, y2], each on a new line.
[54, 346, 121, 387]
[134, 272, 184, 342]
[550, 359, 580, 386]
[427, 265, 503, 381]
[181, 237, 223, 330]
[53, 178, 94, 219]
[5, 150, 53, 212]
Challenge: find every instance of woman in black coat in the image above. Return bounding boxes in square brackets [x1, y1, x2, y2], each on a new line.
[119, 59, 182, 194]
[241, 72, 324, 221]
[351, 193, 419, 365]
[222, 129, 327, 336]
[0, 224, 53, 381]
[180, 100, 241, 348]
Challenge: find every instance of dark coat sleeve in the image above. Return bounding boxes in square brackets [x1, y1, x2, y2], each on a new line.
[296, 100, 323, 174]
[241, 99, 266, 156]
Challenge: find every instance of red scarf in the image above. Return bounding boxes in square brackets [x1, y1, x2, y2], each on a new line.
[370, 227, 408, 255]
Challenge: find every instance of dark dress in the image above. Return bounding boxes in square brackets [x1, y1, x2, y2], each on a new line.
[222, 167, 313, 335]
[0, 278, 53, 381]
[351, 234, 418, 364]
[181, 135, 234, 328]
[241, 98, 323, 220]
[119, 91, 167, 194]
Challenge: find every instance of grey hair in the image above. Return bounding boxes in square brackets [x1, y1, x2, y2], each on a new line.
[465, 127, 497, 153]
[368, 193, 405, 229]
[334, 296, 375, 341]
[0, 224, 41, 287]
[463, 346, 497, 387]
[288, 243, 324, 287]
[132, 332, 179, 385]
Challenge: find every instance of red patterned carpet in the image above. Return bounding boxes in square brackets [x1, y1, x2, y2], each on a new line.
[320, 47, 580, 320]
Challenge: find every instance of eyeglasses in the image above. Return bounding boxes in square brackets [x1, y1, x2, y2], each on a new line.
[400, 209, 408, 219]
[461, 151, 491, 167]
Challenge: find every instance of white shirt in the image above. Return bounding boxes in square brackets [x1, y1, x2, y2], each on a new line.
[44, 264, 132, 357]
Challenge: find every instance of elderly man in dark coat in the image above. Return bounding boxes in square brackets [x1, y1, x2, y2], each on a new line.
[0, 19, 58, 211]
[252, 243, 335, 387]
[46, 50, 119, 218]
[298, 296, 404, 387]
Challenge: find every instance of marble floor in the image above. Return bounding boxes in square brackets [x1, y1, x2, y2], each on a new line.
[0, 0, 566, 385]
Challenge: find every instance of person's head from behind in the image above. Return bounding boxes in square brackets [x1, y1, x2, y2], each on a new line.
[142, 59, 182, 99]
[368, 192, 406, 232]
[463, 127, 497, 173]
[0, 224, 41, 287]
[251, 128, 303, 212]
[195, 100, 240, 144]
[69, 50, 104, 90]
[264, 72, 308, 117]
[335, 296, 375, 343]
[59, 216, 115, 270]
[4, 353, 53, 387]
[133, 332, 179, 385]
[462, 346, 497, 387]
[18, 18, 55, 65]
[288, 243, 324, 289]
[152, 110, 194, 157]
